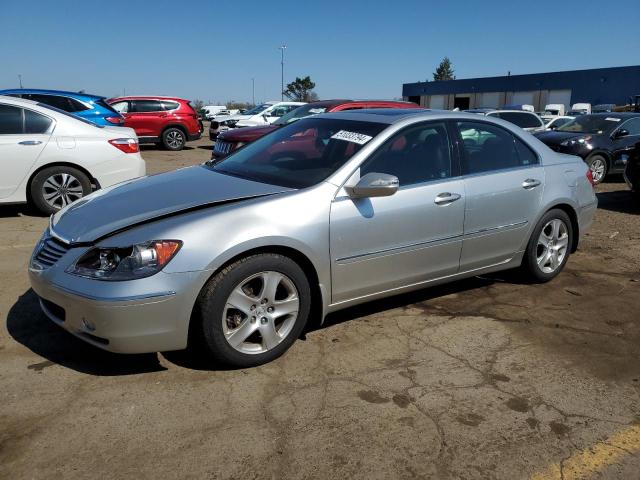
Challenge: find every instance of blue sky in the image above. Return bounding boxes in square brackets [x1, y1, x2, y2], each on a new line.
[1, 0, 638, 103]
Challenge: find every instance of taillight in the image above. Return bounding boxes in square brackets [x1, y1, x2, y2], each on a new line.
[105, 116, 125, 125]
[586, 169, 595, 186]
[109, 138, 139, 154]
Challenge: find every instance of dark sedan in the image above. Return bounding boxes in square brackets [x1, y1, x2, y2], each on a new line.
[535, 113, 640, 184]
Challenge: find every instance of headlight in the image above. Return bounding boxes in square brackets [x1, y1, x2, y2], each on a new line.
[560, 135, 592, 147]
[67, 240, 182, 281]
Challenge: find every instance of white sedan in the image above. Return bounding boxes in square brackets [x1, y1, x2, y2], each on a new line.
[0, 95, 145, 214]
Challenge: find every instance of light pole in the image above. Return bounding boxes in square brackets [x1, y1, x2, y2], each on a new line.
[18, 74, 23, 88]
[279, 45, 287, 100]
[252, 77, 255, 106]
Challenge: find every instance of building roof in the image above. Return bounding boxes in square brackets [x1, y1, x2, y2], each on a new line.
[402, 65, 640, 106]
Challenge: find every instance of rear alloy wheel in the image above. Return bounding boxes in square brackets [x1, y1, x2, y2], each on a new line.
[162, 128, 186, 151]
[586, 154, 607, 184]
[196, 253, 311, 367]
[30, 166, 92, 215]
[522, 209, 573, 282]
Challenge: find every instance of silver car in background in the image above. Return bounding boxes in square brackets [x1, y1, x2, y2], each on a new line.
[29, 109, 597, 367]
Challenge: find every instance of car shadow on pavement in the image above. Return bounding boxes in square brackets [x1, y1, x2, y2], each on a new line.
[596, 189, 639, 215]
[0, 204, 43, 218]
[7, 289, 167, 376]
[314, 274, 511, 331]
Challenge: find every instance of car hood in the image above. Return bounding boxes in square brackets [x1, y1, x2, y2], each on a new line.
[534, 130, 593, 144]
[51, 166, 293, 244]
[219, 124, 279, 142]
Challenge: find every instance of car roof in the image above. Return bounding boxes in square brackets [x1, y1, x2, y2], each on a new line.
[318, 108, 455, 124]
[487, 109, 537, 114]
[107, 96, 186, 102]
[0, 88, 105, 101]
[0, 94, 39, 106]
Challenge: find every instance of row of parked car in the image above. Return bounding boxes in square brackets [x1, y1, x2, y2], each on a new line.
[1, 86, 639, 217]
[0, 89, 203, 151]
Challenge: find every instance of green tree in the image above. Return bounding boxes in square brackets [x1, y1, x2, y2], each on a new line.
[283, 76, 317, 102]
[433, 57, 455, 81]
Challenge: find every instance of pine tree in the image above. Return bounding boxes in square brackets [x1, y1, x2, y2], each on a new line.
[433, 57, 456, 81]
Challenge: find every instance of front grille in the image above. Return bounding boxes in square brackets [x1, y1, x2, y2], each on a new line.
[214, 140, 233, 155]
[34, 237, 70, 267]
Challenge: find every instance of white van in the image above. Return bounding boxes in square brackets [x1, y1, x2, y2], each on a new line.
[203, 105, 227, 119]
[568, 103, 592, 115]
[544, 104, 565, 117]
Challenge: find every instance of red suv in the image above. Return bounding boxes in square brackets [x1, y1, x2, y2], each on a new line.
[212, 99, 419, 159]
[107, 96, 203, 151]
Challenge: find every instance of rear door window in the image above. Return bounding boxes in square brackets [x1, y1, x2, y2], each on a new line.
[0, 104, 24, 134]
[131, 100, 163, 112]
[457, 121, 535, 174]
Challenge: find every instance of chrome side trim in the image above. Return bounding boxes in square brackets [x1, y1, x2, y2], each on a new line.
[464, 220, 528, 237]
[328, 257, 515, 309]
[335, 233, 462, 263]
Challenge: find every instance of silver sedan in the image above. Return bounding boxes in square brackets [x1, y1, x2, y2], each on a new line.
[29, 109, 598, 367]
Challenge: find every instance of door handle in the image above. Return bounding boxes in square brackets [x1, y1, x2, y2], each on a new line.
[434, 192, 462, 205]
[522, 178, 541, 189]
[18, 140, 43, 146]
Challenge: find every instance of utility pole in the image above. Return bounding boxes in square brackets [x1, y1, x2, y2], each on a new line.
[279, 45, 287, 101]
[18, 74, 23, 88]
[252, 77, 255, 106]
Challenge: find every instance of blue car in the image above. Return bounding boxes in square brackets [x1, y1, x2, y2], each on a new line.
[0, 89, 125, 126]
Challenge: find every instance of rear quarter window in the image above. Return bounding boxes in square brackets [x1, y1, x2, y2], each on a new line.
[162, 101, 180, 111]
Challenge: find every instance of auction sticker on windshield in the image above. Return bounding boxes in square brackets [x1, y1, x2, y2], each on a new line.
[331, 130, 373, 145]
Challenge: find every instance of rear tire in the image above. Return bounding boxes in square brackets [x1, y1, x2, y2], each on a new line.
[586, 154, 608, 184]
[195, 253, 311, 367]
[521, 209, 573, 283]
[30, 166, 92, 215]
[162, 128, 186, 151]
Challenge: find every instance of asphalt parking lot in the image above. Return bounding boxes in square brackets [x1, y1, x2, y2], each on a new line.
[1, 133, 640, 479]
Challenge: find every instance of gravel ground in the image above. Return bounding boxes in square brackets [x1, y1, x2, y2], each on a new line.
[1, 133, 639, 479]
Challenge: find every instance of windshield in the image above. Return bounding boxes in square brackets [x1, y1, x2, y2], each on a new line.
[274, 104, 329, 125]
[556, 115, 621, 134]
[207, 117, 387, 188]
[242, 103, 271, 116]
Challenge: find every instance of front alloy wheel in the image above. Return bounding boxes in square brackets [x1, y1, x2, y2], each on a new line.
[223, 271, 300, 354]
[195, 253, 311, 367]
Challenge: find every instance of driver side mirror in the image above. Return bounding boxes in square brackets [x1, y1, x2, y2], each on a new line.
[614, 129, 629, 139]
[345, 172, 399, 199]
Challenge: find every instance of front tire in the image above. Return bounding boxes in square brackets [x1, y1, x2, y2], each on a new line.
[162, 128, 186, 151]
[30, 166, 92, 215]
[522, 209, 573, 282]
[586, 154, 608, 185]
[195, 254, 311, 367]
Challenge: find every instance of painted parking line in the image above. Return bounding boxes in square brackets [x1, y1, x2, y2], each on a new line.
[531, 424, 640, 480]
